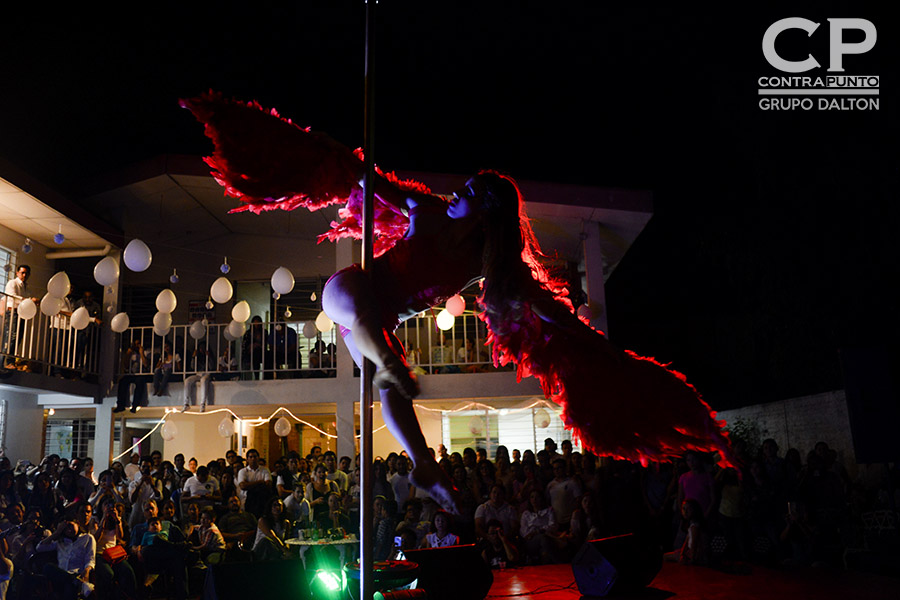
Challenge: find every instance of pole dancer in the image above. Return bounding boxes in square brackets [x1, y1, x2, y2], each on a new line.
[181, 93, 737, 514]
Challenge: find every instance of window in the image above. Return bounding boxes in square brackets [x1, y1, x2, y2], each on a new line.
[442, 405, 578, 457]
[0, 244, 15, 287]
[44, 418, 123, 460]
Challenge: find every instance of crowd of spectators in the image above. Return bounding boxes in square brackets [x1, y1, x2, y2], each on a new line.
[0, 435, 896, 598]
[376, 437, 898, 575]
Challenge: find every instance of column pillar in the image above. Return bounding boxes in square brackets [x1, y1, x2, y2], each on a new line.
[582, 221, 609, 335]
[93, 398, 115, 473]
[97, 249, 122, 402]
[334, 238, 357, 462]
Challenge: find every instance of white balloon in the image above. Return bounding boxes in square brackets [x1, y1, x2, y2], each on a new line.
[468, 416, 484, 436]
[302, 321, 318, 339]
[110, 312, 130, 333]
[274, 416, 291, 437]
[315, 310, 333, 333]
[218, 417, 234, 438]
[156, 289, 177, 313]
[223, 327, 237, 342]
[533, 408, 552, 429]
[231, 300, 251, 323]
[123, 239, 152, 272]
[436, 309, 454, 331]
[161, 420, 178, 442]
[93, 257, 119, 286]
[210, 277, 233, 304]
[152, 312, 172, 336]
[271, 267, 295, 295]
[153, 311, 172, 331]
[189, 320, 206, 340]
[446, 294, 465, 317]
[17, 298, 37, 320]
[226, 319, 246, 339]
[70, 306, 91, 330]
[47, 272, 71, 299]
[40, 293, 63, 316]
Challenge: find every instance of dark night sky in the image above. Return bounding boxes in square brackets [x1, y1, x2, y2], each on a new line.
[2, 2, 897, 410]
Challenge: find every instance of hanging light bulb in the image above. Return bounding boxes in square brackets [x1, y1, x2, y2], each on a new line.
[21, 238, 33, 254]
[220, 257, 230, 274]
[284, 306, 292, 319]
[272, 292, 281, 300]
[205, 297, 214, 310]
[169, 269, 179, 284]
[53, 224, 65, 245]
[310, 291, 317, 302]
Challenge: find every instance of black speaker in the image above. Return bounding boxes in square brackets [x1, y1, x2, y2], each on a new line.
[571, 533, 662, 597]
[203, 560, 310, 600]
[402, 544, 493, 600]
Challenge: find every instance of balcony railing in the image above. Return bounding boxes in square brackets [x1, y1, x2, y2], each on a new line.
[1, 292, 101, 376]
[117, 321, 339, 380]
[116, 312, 511, 379]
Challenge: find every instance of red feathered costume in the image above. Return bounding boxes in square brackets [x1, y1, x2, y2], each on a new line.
[181, 91, 736, 468]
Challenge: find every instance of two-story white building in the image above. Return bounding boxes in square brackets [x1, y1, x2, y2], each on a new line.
[0, 155, 651, 472]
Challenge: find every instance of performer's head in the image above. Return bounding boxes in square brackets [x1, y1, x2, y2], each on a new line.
[475, 170, 567, 316]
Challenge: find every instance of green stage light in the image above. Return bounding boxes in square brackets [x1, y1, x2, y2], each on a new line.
[315, 570, 342, 593]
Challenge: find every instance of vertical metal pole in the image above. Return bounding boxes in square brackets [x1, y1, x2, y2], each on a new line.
[360, 1, 377, 599]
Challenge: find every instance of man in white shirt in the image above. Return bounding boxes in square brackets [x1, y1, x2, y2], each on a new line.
[324, 451, 349, 493]
[283, 484, 311, 525]
[183, 465, 221, 504]
[3, 265, 34, 364]
[236, 448, 272, 518]
[2, 265, 30, 311]
[36, 519, 96, 599]
[546, 459, 582, 529]
[389, 456, 412, 507]
[474, 484, 518, 539]
[128, 458, 162, 528]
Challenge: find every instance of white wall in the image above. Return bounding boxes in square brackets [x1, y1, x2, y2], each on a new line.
[2, 389, 45, 463]
[161, 411, 233, 466]
[717, 389, 857, 478]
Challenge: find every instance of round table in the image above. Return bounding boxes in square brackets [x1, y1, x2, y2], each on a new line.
[286, 534, 359, 569]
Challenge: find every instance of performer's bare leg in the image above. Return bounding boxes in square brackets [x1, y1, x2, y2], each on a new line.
[323, 269, 417, 398]
[377, 385, 461, 514]
[330, 323, 460, 513]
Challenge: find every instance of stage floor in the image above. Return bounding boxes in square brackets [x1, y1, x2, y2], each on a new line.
[487, 562, 900, 599]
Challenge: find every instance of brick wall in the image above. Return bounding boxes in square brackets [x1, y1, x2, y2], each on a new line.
[717, 389, 858, 479]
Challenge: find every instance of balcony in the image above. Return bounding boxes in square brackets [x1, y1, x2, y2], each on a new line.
[115, 310, 512, 381]
[2, 291, 101, 378]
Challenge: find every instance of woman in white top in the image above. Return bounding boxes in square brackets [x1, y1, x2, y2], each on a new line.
[93, 498, 136, 599]
[520, 490, 564, 565]
[422, 510, 459, 548]
[252, 497, 291, 561]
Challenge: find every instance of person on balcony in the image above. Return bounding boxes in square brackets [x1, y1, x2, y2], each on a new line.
[152, 342, 181, 396]
[183, 341, 215, 412]
[266, 322, 299, 378]
[73, 289, 101, 374]
[3, 265, 36, 369]
[115, 338, 150, 413]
